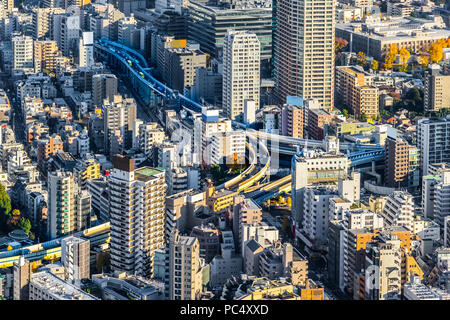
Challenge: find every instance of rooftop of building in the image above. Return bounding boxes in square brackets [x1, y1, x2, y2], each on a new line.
[135, 167, 165, 181]
[31, 271, 98, 300]
[190, 0, 272, 12]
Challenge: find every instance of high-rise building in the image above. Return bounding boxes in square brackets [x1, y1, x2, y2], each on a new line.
[222, 30, 260, 121]
[424, 65, 450, 112]
[34, 40, 59, 74]
[433, 172, 450, 228]
[274, 0, 335, 110]
[118, 15, 139, 48]
[102, 95, 137, 159]
[109, 156, 166, 277]
[78, 31, 94, 68]
[163, 45, 207, 93]
[92, 74, 118, 107]
[61, 236, 90, 284]
[335, 66, 378, 119]
[32, 8, 66, 40]
[0, 0, 14, 16]
[47, 170, 91, 239]
[301, 185, 338, 249]
[12, 35, 34, 75]
[385, 136, 410, 188]
[188, 0, 272, 74]
[365, 235, 402, 300]
[417, 117, 450, 176]
[52, 13, 80, 57]
[232, 196, 263, 252]
[281, 103, 304, 139]
[118, 0, 146, 16]
[13, 257, 32, 300]
[168, 231, 203, 300]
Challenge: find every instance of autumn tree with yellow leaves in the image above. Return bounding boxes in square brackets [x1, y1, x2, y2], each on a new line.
[429, 43, 444, 63]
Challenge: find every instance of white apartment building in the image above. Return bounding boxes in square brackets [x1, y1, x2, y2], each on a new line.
[210, 130, 246, 165]
[78, 31, 94, 68]
[61, 236, 90, 285]
[222, 30, 260, 120]
[194, 110, 232, 164]
[301, 185, 338, 248]
[417, 117, 450, 176]
[136, 122, 166, 158]
[12, 35, 34, 74]
[241, 222, 279, 259]
[433, 172, 450, 228]
[380, 191, 415, 231]
[108, 156, 166, 277]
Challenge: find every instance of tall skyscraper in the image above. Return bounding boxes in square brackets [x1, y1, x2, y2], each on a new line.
[109, 156, 166, 277]
[222, 30, 260, 121]
[61, 236, 90, 285]
[274, 0, 335, 110]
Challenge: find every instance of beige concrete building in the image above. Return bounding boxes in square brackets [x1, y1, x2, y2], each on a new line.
[385, 136, 409, 188]
[108, 156, 166, 278]
[34, 40, 59, 74]
[13, 257, 32, 300]
[335, 66, 378, 119]
[274, 0, 335, 110]
[424, 66, 450, 112]
[168, 231, 203, 300]
[32, 7, 66, 40]
[164, 46, 207, 93]
[232, 196, 263, 252]
[365, 235, 403, 300]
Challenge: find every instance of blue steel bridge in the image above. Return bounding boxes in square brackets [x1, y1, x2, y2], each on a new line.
[94, 38, 203, 114]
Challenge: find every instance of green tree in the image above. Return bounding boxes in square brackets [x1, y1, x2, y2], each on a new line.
[342, 109, 349, 118]
[18, 217, 31, 234]
[0, 184, 11, 217]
